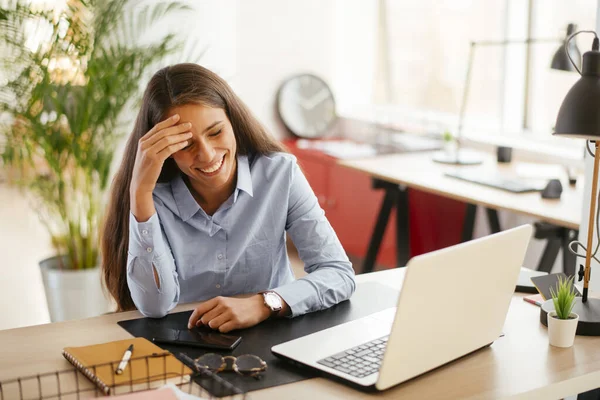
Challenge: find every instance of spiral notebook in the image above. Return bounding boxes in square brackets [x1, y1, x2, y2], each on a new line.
[62, 337, 192, 395]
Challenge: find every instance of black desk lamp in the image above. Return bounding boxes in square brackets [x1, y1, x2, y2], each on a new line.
[544, 29, 600, 336]
[551, 23, 581, 71]
[434, 24, 581, 165]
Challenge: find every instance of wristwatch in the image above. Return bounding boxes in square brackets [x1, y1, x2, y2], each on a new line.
[261, 291, 283, 316]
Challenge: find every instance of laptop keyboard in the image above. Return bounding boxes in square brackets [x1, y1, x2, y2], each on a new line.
[445, 171, 544, 193]
[317, 335, 389, 378]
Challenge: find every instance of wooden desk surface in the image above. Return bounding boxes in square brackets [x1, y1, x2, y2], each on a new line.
[1, 269, 599, 399]
[339, 152, 582, 230]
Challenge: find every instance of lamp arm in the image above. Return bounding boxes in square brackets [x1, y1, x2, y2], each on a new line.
[567, 143, 600, 280]
[456, 42, 476, 147]
[582, 141, 600, 302]
[569, 141, 600, 303]
[457, 37, 562, 145]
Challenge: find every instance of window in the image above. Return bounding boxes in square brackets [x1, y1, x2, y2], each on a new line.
[382, 0, 507, 134]
[336, 0, 594, 156]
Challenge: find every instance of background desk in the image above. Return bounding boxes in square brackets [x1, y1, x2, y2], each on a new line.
[1, 269, 599, 399]
[339, 152, 583, 274]
[287, 139, 473, 269]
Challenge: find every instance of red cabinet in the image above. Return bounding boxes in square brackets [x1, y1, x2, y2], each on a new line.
[285, 139, 466, 269]
[326, 162, 398, 266]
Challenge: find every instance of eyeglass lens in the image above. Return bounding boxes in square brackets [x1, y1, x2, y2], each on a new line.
[196, 353, 224, 370]
[235, 354, 265, 374]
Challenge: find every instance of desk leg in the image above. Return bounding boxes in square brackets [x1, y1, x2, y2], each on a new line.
[363, 180, 398, 273]
[537, 238, 561, 274]
[535, 223, 578, 277]
[462, 206, 501, 243]
[396, 186, 410, 268]
[486, 208, 501, 234]
[461, 204, 477, 242]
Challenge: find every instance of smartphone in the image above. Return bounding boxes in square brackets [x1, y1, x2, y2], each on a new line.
[152, 327, 242, 351]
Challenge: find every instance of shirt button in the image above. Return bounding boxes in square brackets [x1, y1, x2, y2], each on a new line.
[217, 254, 223, 260]
[142, 229, 148, 235]
[146, 247, 152, 253]
[215, 284, 221, 289]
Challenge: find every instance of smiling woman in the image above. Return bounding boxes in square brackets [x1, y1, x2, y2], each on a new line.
[101, 64, 356, 333]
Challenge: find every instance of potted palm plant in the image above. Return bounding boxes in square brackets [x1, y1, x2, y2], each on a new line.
[0, 0, 190, 321]
[547, 275, 579, 348]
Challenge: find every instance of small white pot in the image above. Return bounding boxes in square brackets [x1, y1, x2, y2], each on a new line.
[547, 311, 579, 348]
[443, 140, 458, 156]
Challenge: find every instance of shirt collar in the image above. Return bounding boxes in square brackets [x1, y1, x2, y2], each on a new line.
[235, 154, 253, 201]
[171, 154, 254, 221]
[171, 173, 201, 222]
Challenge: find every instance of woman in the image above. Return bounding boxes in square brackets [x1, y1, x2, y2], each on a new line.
[102, 63, 355, 333]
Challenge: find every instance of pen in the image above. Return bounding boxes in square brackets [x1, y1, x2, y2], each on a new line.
[115, 344, 134, 375]
[523, 296, 543, 307]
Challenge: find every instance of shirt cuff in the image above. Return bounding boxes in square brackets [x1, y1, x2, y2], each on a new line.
[128, 211, 167, 261]
[273, 279, 321, 318]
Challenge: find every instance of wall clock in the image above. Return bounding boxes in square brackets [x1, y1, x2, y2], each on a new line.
[276, 73, 337, 138]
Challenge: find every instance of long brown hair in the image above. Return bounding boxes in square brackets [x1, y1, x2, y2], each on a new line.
[102, 63, 286, 311]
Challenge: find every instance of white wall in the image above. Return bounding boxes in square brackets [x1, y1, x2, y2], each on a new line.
[233, 0, 337, 138]
[232, 0, 378, 138]
[114, 0, 378, 145]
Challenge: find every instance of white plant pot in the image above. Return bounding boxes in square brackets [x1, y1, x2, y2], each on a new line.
[547, 311, 579, 348]
[443, 140, 458, 156]
[40, 255, 111, 322]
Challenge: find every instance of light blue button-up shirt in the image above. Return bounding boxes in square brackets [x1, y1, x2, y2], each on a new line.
[127, 152, 355, 318]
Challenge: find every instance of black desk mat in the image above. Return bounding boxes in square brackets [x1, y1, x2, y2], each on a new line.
[118, 282, 399, 396]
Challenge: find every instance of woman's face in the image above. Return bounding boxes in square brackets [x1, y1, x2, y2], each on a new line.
[167, 104, 237, 195]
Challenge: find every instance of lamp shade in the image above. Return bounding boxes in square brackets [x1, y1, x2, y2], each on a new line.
[554, 49, 600, 139]
[551, 46, 581, 72]
[551, 23, 581, 72]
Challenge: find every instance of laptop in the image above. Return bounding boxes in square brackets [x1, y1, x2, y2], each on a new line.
[272, 225, 532, 391]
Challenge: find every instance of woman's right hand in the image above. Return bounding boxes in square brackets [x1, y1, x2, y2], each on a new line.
[130, 114, 192, 221]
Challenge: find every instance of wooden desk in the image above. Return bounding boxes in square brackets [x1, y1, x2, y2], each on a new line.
[339, 152, 583, 273]
[1, 269, 599, 399]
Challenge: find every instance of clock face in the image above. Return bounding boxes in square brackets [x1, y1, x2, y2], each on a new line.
[277, 74, 337, 138]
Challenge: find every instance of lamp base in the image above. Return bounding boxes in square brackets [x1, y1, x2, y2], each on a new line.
[540, 297, 600, 336]
[432, 151, 483, 165]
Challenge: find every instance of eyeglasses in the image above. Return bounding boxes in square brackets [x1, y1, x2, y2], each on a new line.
[191, 353, 267, 379]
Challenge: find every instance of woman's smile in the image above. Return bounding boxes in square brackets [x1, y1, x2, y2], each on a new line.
[196, 154, 226, 176]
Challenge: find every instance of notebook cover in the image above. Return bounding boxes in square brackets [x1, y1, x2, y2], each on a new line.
[530, 272, 582, 301]
[62, 337, 192, 395]
[118, 281, 400, 397]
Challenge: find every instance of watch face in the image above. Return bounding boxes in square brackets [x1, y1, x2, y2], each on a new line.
[277, 74, 337, 138]
[264, 292, 282, 310]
